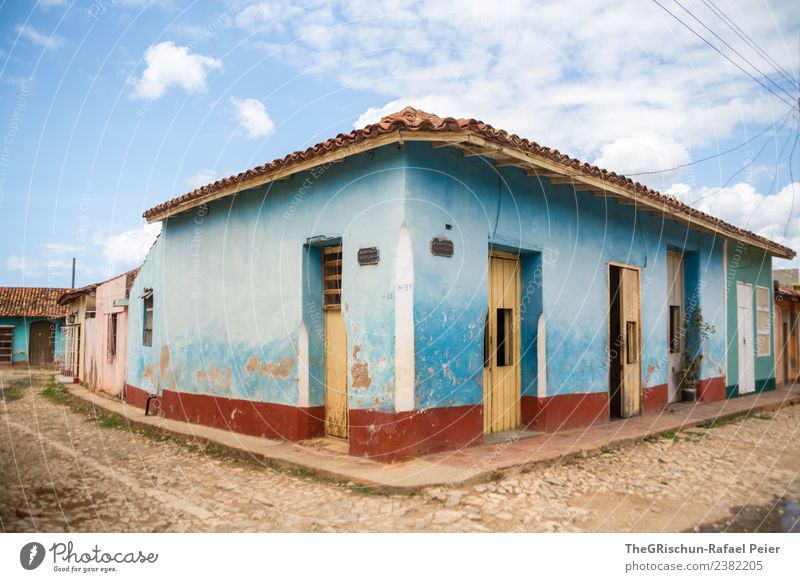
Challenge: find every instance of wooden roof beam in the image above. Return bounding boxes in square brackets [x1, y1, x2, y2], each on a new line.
[461, 147, 503, 158]
[525, 170, 562, 179]
[547, 176, 581, 185]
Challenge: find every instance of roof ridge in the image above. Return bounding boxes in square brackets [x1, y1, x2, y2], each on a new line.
[142, 106, 795, 259]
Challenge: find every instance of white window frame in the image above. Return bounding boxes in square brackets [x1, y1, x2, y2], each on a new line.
[755, 285, 771, 356]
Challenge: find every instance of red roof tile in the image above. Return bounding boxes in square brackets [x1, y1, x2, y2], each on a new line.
[57, 267, 141, 305]
[143, 106, 795, 259]
[0, 287, 71, 318]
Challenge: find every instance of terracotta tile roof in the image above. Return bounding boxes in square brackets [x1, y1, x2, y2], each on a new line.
[57, 267, 141, 305]
[775, 283, 800, 301]
[0, 287, 70, 318]
[143, 106, 795, 259]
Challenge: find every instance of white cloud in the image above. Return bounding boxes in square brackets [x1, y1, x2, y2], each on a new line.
[236, 0, 798, 171]
[667, 181, 800, 266]
[131, 41, 221, 100]
[5, 253, 95, 283]
[230, 96, 275, 138]
[16, 24, 64, 50]
[235, 1, 294, 31]
[186, 169, 219, 189]
[97, 223, 161, 272]
[593, 134, 690, 184]
[40, 242, 85, 256]
[6, 255, 36, 273]
[171, 23, 216, 41]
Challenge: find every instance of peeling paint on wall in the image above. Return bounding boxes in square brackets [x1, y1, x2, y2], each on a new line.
[351, 345, 372, 388]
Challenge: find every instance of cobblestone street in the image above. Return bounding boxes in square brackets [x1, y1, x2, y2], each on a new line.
[2, 369, 799, 533]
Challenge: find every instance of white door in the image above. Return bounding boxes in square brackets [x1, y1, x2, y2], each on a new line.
[736, 282, 756, 394]
[667, 252, 684, 402]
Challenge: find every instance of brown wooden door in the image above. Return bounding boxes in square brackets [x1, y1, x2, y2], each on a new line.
[619, 267, 641, 417]
[29, 321, 54, 366]
[322, 245, 348, 439]
[483, 253, 521, 434]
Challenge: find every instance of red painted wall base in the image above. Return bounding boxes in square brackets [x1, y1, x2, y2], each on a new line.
[697, 376, 726, 403]
[349, 405, 483, 463]
[125, 384, 325, 441]
[125, 383, 151, 409]
[642, 384, 668, 414]
[521, 392, 609, 432]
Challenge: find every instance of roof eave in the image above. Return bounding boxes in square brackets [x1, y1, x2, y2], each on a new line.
[143, 128, 795, 260]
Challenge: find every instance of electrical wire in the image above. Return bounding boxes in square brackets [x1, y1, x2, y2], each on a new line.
[700, 0, 797, 88]
[629, 106, 795, 176]
[649, 0, 799, 111]
[688, 112, 794, 207]
[670, 0, 797, 103]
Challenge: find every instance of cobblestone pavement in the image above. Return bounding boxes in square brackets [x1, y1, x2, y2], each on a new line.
[2, 369, 799, 532]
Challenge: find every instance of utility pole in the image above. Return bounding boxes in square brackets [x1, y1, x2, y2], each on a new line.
[71, 257, 75, 288]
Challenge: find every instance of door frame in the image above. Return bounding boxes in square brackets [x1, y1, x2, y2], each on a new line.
[608, 261, 643, 418]
[29, 320, 55, 366]
[322, 243, 348, 439]
[483, 250, 522, 434]
[666, 251, 684, 403]
[736, 281, 756, 394]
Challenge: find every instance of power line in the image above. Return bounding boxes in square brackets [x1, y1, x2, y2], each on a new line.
[688, 112, 795, 207]
[649, 0, 799, 111]
[700, 0, 797, 89]
[629, 105, 795, 176]
[670, 0, 797, 103]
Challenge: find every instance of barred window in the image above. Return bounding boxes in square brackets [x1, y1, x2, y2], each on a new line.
[322, 245, 342, 310]
[143, 294, 154, 346]
[107, 313, 118, 360]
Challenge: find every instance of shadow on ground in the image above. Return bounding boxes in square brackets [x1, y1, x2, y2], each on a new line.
[695, 497, 800, 532]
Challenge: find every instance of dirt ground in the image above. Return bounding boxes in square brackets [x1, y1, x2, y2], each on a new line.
[1, 367, 798, 532]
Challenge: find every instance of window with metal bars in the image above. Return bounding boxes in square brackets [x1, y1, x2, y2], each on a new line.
[322, 245, 342, 310]
[0, 326, 13, 363]
[107, 313, 118, 362]
[143, 294, 154, 346]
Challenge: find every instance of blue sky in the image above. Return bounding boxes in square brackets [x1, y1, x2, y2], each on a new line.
[1, 0, 798, 287]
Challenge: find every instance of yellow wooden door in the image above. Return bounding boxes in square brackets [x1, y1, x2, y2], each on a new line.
[484, 253, 521, 434]
[620, 267, 641, 417]
[323, 245, 348, 439]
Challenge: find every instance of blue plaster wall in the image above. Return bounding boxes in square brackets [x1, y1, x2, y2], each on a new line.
[127, 147, 405, 411]
[128, 140, 730, 415]
[404, 142, 726, 408]
[0, 316, 65, 363]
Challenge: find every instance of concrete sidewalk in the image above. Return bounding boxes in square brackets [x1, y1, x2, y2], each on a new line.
[65, 381, 800, 491]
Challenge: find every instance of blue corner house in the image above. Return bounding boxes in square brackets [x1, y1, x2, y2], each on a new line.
[124, 107, 794, 461]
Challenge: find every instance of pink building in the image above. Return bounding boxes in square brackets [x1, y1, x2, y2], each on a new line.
[59, 269, 138, 397]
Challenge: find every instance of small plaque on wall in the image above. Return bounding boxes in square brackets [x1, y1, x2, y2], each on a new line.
[358, 247, 380, 265]
[431, 237, 454, 257]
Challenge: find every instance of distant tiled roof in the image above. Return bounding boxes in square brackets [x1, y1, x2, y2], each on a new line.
[775, 282, 800, 301]
[57, 267, 141, 305]
[0, 287, 70, 318]
[143, 106, 795, 259]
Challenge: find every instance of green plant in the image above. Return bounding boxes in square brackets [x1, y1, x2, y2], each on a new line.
[40, 377, 72, 404]
[674, 305, 715, 394]
[0, 378, 28, 401]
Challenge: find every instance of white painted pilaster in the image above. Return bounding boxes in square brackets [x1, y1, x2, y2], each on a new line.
[297, 322, 309, 407]
[394, 223, 415, 412]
